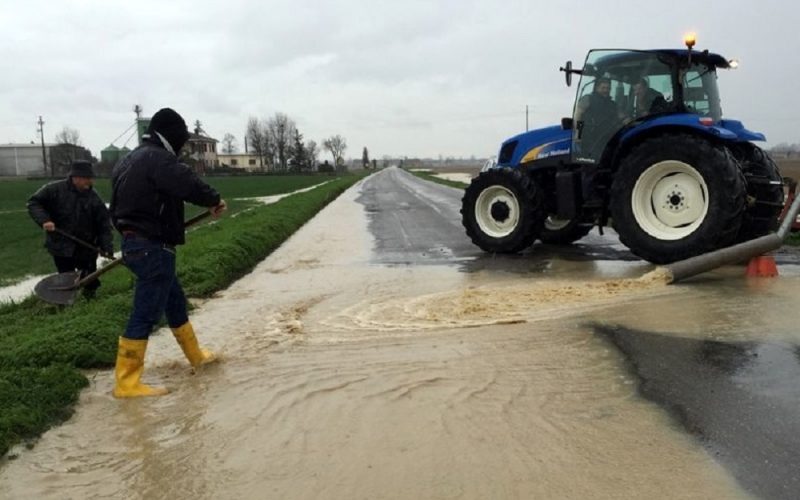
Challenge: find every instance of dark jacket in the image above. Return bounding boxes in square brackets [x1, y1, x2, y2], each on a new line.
[110, 139, 221, 245]
[27, 178, 113, 257]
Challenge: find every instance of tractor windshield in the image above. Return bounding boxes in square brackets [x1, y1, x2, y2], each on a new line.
[572, 50, 675, 164]
[680, 62, 722, 120]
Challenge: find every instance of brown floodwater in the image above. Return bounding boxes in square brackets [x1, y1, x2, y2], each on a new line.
[0, 182, 754, 499]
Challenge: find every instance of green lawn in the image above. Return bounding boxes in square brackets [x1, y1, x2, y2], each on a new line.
[0, 172, 366, 458]
[406, 169, 469, 189]
[0, 175, 334, 284]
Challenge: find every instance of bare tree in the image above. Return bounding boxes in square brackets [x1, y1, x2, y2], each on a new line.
[52, 126, 86, 174]
[245, 117, 266, 170]
[222, 133, 237, 154]
[54, 126, 81, 146]
[323, 134, 347, 167]
[306, 140, 319, 169]
[267, 112, 296, 172]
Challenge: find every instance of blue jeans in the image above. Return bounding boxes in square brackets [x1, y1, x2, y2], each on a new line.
[121, 235, 188, 340]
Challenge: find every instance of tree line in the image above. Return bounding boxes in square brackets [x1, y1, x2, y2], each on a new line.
[47, 114, 369, 176]
[221, 112, 349, 173]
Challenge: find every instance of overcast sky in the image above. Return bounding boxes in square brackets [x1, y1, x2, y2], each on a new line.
[1, 0, 798, 161]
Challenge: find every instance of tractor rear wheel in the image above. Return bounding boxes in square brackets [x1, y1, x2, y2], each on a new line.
[609, 134, 746, 264]
[539, 216, 594, 245]
[731, 143, 784, 242]
[461, 168, 545, 253]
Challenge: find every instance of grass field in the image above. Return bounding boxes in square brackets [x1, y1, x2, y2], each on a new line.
[0, 173, 366, 457]
[0, 175, 334, 285]
[406, 169, 470, 189]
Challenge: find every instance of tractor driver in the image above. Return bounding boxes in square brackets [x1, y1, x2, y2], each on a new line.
[574, 77, 624, 161]
[632, 77, 668, 118]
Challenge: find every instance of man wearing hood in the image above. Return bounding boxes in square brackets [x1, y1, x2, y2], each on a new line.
[110, 107, 226, 398]
[27, 160, 114, 300]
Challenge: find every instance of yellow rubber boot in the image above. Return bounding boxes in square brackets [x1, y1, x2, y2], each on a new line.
[113, 337, 169, 398]
[171, 321, 217, 368]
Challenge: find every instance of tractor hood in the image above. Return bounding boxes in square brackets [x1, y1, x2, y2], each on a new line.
[497, 125, 571, 166]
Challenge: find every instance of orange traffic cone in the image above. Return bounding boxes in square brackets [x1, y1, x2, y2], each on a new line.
[745, 255, 778, 278]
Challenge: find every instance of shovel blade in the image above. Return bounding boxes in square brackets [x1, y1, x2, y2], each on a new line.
[34, 271, 81, 306]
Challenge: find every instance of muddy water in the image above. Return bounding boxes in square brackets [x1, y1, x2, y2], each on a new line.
[0, 180, 749, 499]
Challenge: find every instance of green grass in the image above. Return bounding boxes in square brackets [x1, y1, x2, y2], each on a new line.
[406, 169, 469, 189]
[0, 173, 365, 457]
[0, 175, 333, 284]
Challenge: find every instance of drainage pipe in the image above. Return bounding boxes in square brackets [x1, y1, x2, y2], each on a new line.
[663, 191, 800, 284]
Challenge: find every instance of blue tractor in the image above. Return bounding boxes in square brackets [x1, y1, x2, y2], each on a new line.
[461, 37, 784, 264]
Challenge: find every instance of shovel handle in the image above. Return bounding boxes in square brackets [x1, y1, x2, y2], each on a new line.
[54, 228, 111, 258]
[184, 210, 213, 227]
[74, 210, 214, 289]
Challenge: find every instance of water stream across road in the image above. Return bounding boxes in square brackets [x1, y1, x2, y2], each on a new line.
[6, 169, 799, 499]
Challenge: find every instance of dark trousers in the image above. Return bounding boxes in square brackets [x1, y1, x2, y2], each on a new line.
[53, 250, 100, 291]
[121, 235, 189, 340]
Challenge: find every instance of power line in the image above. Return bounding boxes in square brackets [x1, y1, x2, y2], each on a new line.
[106, 120, 137, 147]
[121, 127, 139, 148]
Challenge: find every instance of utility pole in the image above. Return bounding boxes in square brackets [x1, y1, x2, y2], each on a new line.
[525, 105, 529, 132]
[37, 115, 49, 177]
[133, 104, 142, 119]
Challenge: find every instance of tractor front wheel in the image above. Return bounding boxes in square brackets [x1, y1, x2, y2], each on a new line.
[610, 134, 746, 264]
[461, 168, 545, 253]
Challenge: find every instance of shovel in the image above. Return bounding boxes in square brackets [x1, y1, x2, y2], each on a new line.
[34, 211, 212, 306]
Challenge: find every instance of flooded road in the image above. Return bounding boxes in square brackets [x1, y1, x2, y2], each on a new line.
[2, 167, 799, 499]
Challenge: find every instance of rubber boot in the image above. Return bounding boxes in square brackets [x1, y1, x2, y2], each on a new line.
[171, 321, 217, 368]
[113, 337, 169, 398]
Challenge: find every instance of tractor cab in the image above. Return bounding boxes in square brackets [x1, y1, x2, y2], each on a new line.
[567, 45, 731, 165]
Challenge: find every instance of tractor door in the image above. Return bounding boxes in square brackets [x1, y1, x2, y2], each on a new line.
[571, 50, 630, 165]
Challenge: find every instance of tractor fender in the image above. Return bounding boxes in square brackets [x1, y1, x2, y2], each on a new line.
[619, 114, 738, 145]
[717, 119, 766, 142]
[610, 118, 741, 170]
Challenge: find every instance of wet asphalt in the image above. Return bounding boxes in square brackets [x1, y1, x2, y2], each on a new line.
[359, 167, 800, 500]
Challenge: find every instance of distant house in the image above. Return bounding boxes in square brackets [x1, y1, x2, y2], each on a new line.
[218, 153, 263, 172]
[133, 116, 219, 173]
[49, 143, 94, 175]
[184, 132, 219, 174]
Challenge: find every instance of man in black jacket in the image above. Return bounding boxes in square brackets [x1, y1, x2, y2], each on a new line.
[110, 107, 226, 398]
[27, 160, 114, 299]
[574, 77, 625, 162]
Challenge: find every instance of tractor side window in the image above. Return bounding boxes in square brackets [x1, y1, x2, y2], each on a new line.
[682, 65, 722, 120]
[573, 74, 627, 163]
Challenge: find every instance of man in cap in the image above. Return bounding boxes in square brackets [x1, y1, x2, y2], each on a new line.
[110, 107, 226, 398]
[27, 160, 114, 300]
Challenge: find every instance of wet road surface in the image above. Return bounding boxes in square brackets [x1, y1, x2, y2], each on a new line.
[2, 167, 799, 499]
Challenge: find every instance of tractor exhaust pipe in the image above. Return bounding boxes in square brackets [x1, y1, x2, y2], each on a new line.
[662, 188, 800, 284]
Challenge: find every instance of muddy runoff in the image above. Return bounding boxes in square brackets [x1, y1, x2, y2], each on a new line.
[0, 184, 747, 499]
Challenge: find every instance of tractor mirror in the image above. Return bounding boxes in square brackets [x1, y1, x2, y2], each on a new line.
[560, 61, 574, 86]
